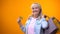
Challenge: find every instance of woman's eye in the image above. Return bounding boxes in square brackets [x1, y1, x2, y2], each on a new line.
[32, 8, 34, 9]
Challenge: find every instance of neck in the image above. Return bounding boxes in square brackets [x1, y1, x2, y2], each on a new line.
[33, 15, 39, 18]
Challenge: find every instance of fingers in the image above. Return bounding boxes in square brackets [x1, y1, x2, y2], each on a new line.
[17, 17, 21, 23]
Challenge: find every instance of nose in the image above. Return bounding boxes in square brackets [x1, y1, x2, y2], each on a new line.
[33, 9, 36, 11]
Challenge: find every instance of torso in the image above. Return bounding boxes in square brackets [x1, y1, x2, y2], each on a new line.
[28, 17, 37, 34]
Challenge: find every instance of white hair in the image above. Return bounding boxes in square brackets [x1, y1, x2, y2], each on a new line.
[28, 3, 42, 19]
[31, 3, 41, 9]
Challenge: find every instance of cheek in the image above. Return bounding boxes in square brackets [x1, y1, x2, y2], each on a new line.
[35, 8, 40, 11]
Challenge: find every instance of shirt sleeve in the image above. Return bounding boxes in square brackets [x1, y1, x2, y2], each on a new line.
[20, 19, 29, 33]
[41, 18, 48, 29]
[20, 25, 26, 33]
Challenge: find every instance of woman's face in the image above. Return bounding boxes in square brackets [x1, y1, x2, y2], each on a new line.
[31, 4, 40, 16]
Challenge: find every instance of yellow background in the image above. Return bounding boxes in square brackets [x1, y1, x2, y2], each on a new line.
[0, 0, 60, 34]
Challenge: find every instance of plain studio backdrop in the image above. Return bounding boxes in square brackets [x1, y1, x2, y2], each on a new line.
[0, 0, 60, 34]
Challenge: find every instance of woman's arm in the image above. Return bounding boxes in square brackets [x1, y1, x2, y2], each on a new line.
[41, 18, 48, 29]
[20, 24, 26, 33]
[17, 17, 26, 33]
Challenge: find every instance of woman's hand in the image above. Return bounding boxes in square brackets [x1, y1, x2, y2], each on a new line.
[17, 16, 23, 26]
[42, 15, 47, 18]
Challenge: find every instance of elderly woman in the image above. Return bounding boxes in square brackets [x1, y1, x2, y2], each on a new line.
[17, 3, 48, 34]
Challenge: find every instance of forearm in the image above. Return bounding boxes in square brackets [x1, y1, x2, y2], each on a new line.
[20, 25, 26, 33]
[19, 22, 26, 33]
[17, 17, 26, 33]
